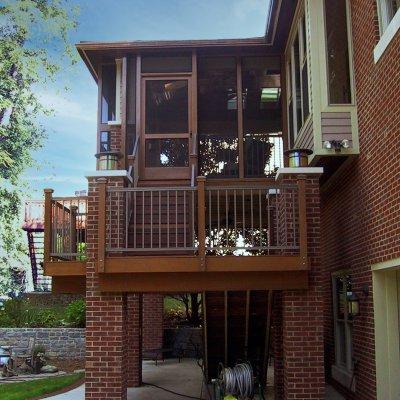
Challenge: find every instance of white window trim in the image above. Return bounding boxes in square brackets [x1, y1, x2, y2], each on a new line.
[374, 6, 400, 63]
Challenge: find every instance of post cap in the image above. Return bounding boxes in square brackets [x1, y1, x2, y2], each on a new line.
[44, 188, 54, 194]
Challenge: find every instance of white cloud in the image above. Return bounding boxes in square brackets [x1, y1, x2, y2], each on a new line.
[37, 91, 97, 124]
[27, 174, 87, 184]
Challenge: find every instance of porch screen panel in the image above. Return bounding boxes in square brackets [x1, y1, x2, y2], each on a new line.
[101, 64, 116, 123]
[126, 57, 136, 156]
[198, 57, 238, 178]
[242, 57, 283, 177]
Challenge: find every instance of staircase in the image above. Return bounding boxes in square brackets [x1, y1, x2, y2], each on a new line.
[204, 290, 273, 381]
[27, 230, 51, 291]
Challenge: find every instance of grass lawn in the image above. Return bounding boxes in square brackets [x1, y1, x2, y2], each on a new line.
[1, 372, 84, 400]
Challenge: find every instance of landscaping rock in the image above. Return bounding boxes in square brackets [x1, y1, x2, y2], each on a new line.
[73, 369, 85, 374]
[40, 365, 58, 373]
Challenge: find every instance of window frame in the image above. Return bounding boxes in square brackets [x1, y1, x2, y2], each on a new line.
[286, 4, 311, 147]
[377, 0, 400, 35]
[331, 271, 354, 377]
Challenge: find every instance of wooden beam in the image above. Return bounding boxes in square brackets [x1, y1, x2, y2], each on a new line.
[44, 261, 86, 276]
[120, 57, 128, 169]
[52, 276, 86, 294]
[98, 271, 308, 292]
[43, 189, 53, 263]
[104, 254, 306, 273]
[237, 56, 244, 179]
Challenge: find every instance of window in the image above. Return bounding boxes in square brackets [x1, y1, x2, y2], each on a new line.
[332, 272, 354, 388]
[101, 64, 116, 123]
[198, 57, 238, 178]
[286, 7, 310, 146]
[99, 131, 110, 152]
[377, 0, 400, 35]
[145, 138, 188, 167]
[324, 0, 352, 104]
[241, 57, 283, 177]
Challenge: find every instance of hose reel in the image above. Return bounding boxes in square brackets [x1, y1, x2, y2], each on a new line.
[212, 362, 265, 400]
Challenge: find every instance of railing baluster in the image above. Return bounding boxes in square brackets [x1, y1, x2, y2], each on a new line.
[142, 191, 145, 249]
[234, 189, 237, 244]
[150, 191, 153, 249]
[134, 191, 137, 249]
[250, 189, 254, 248]
[208, 189, 212, 249]
[44, 189, 53, 263]
[159, 191, 161, 248]
[225, 189, 228, 248]
[217, 190, 220, 246]
[184, 190, 187, 249]
[197, 177, 206, 270]
[259, 189, 262, 251]
[242, 189, 245, 246]
[117, 191, 120, 249]
[175, 190, 178, 248]
[167, 191, 170, 248]
[192, 191, 195, 248]
[125, 192, 129, 249]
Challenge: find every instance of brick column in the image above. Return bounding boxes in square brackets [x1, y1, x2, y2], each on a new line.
[85, 176, 129, 400]
[142, 293, 164, 351]
[277, 168, 325, 400]
[272, 291, 284, 400]
[126, 293, 142, 387]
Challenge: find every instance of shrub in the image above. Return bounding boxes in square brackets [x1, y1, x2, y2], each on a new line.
[65, 299, 86, 328]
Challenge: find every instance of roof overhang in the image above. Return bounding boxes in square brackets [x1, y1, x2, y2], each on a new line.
[77, 0, 297, 82]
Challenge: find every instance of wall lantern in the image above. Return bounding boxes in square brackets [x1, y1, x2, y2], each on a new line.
[323, 139, 351, 152]
[347, 292, 360, 317]
[284, 148, 313, 167]
[95, 151, 121, 171]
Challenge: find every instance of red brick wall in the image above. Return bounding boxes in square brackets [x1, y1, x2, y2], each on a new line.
[85, 177, 129, 400]
[126, 293, 142, 387]
[279, 174, 325, 400]
[321, 2, 400, 399]
[142, 293, 164, 351]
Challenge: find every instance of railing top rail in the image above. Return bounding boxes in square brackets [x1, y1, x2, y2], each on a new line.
[205, 183, 298, 190]
[107, 186, 197, 193]
[52, 196, 88, 201]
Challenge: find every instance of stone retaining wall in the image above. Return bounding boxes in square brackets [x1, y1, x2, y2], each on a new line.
[0, 328, 85, 359]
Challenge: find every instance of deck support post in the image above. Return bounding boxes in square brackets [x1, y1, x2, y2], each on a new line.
[197, 176, 206, 270]
[43, 188, 54, 263]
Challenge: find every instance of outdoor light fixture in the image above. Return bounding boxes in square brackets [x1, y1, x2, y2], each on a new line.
[347, 292, 360, 317]
[323, 139, 352, 152]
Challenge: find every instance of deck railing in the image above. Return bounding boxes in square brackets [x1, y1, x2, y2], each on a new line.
[101, 178, 301, 257]
[44, 191, 87, 261]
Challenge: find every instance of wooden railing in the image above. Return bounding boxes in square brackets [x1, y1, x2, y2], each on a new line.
[44, 190, 87, 261]
[101, 178, 303, 257]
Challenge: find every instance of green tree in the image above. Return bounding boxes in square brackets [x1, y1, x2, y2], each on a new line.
[0, 0, 78, 295]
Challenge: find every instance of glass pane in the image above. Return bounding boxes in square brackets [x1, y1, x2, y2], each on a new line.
[335, 275, 346, 320]
[198, 57, 238, 178]
[242, 57, 283, 177]
[325, 0, 352, 104]
[145, 80, 188, 134]
[337, 321, 347, 365]
[142, 55, 192, 73]
[145, 139, 188, 167]
[101, 64, 116, 123]
[302, 63, 309, 122]
[293, 35, 302, 132]
[100, 131, 110, 152]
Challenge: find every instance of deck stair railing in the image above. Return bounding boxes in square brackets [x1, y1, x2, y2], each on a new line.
[44, 192, 87, 261]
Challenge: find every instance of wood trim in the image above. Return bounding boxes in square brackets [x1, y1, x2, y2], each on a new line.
[98, 179, 107, 272]
[197, 176, 206, 270]
[103, 254, 306, 273]
[298, 178, 308, 268]
[44, 261, 86, 276]
[98, 271, 309, 292]
[237, 56, 244, 178]
[120, 57, 128, 169]
[44, 189, 53, 263]
[52, 276, 86, 294]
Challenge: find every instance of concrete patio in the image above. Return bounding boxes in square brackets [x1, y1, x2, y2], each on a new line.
[47, 358, 344, 400]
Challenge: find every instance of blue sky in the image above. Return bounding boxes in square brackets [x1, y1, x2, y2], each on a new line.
[25, 0, 269, 197]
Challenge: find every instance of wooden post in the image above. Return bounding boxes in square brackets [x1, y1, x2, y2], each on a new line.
[298, 178, 308, 268]
[44, 189, 54, 263]
[197, 176, 206, 271]
[98, 178, 107, 273]
[70, 205, 78, 258]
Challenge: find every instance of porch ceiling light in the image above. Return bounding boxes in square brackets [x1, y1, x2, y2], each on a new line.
[323, 140, 332, 149]
[341, 139, 350, 149]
